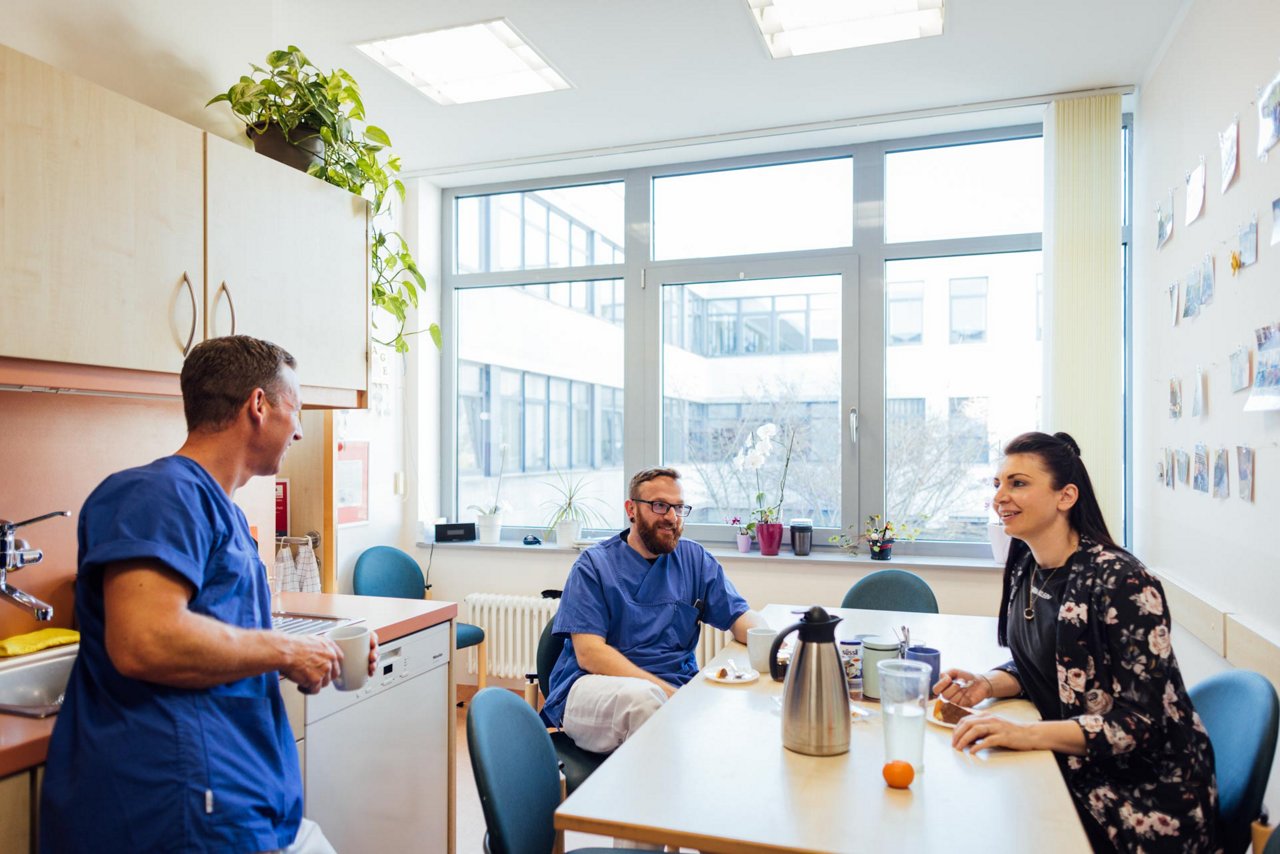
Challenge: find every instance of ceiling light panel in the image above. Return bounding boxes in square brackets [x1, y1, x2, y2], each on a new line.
[357, 19, 570, 106]
[748, 0, 944, 58]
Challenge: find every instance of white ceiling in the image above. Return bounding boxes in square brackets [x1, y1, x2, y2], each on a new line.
[2, 0, 1187, 186]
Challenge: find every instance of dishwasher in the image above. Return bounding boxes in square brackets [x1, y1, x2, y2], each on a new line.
[302, 621, 450, 852]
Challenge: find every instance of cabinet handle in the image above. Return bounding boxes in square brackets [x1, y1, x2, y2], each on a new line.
[181, 272, 197, 356]
[217, 281, 238, 336]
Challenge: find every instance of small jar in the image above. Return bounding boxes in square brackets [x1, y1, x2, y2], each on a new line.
[860, 636, 901, 700]
[838, 639, 863, 700]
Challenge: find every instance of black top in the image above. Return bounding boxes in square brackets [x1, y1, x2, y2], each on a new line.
[1006, 552, 1071, 721]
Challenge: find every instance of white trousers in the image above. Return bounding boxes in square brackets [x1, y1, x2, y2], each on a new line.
[263, 818, 336, 854]
[561, 674, 668, 754]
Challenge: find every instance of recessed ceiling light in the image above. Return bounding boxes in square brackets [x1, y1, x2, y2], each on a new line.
[357, 19, 571, 106]
[747, 0, 945, 58]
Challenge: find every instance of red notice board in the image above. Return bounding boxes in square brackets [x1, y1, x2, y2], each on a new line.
[336, 441, 369, 526]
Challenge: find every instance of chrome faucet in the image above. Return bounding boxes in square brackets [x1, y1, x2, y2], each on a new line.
[0, 511, 70, 621]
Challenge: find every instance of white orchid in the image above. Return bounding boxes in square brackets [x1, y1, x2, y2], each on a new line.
[744, 450, 768, 471]
[756, 423, 778, 441]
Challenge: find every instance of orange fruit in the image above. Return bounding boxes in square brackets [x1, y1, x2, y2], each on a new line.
[882, 760, 915, 789]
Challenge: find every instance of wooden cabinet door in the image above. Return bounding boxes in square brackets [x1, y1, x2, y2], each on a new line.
[205, 134, 369, 394]
[0, 45, 204, 373]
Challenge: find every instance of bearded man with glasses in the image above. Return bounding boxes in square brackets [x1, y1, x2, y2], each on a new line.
[542, 467, 764, 754]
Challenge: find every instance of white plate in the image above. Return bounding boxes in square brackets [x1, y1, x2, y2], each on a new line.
[704, 665, 760, 685]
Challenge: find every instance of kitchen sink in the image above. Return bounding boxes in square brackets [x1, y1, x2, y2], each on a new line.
[272, 612, 359, 636]
[0, 644, 77, 718]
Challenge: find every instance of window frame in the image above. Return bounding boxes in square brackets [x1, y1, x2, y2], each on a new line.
[439, 126, 1052, 555]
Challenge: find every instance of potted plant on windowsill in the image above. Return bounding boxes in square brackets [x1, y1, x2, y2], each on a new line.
[729, 517, 752, 553]
[207, 46, 439, 354]
[829, 514, 922, 560]
[734, 423, 794, 556]
[468, 446, 508, 544]
[543, 470, 610, 546]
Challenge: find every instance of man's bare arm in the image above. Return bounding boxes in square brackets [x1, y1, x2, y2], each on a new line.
[571, 633, 677, 698]
[729, 609, 765, 643]
[103, 560, 342, 693]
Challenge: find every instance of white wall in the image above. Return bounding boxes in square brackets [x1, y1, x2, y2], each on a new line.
[1133, 0, 1280, 639]
[1132, 0, 1280, 818]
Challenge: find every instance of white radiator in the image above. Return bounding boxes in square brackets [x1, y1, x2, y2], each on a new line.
[463, 593, 559, 679]
[696, 624, 731, 668]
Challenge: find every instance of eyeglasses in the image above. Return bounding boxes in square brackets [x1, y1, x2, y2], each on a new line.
[632, 498, 693, 518]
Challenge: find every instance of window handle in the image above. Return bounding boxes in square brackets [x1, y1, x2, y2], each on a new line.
[848, 407, 858, 446]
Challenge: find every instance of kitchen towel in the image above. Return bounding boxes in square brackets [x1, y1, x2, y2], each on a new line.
[275, 545, 298, 592]
[0, 627, 80, 657]
[295, 541, 322, 593]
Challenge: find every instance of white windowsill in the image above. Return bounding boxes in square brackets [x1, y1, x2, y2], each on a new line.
[415, 539, 1004, 573]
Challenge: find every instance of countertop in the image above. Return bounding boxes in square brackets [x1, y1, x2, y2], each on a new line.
[0, 592, 456, 777]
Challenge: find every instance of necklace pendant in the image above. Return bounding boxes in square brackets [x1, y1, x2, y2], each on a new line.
[1023, 606, 1035, 621]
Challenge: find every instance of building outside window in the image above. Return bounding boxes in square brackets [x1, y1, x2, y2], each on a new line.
[949, 277, 988, 344]
[441, 130, 1127, 549]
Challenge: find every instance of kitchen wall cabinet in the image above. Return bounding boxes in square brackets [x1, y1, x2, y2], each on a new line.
[0, 44, 204, 376]
[206, 135, 369, 396]
[0, 44, 369, 407]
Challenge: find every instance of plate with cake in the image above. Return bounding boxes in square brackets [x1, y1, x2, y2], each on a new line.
[929, 697, 975, 728]
[704, 664, 760, 684]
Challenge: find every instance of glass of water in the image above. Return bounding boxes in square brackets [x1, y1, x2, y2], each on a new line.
[878, 659, 932, 772]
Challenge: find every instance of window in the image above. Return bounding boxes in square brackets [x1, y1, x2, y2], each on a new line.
[652, 158, 853, 260]
[887, 281, 924, 346]
[454, 182, 624, 274]
[949, 397, 990, 464]
[661, 274, 843, 527]
[949, 277, 988, 344]
[442, 125, 1125, 551]
[885, 138, 1043, 243]
[453, 282, 625, 528]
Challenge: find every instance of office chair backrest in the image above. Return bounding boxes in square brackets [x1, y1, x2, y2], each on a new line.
[1189, 669, 1279, 854]
[467, 688, 561, 854]
[352, 546, 425, 600]
[536, 620, 565, 701]
[840, 568, 939, 614]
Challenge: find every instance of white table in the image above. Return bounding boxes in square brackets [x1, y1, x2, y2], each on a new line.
[555, 604, 1092, 853]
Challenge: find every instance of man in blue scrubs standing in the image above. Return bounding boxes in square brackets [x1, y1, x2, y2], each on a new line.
[544, 467, 763, 753]
[41, 336, 374, 853]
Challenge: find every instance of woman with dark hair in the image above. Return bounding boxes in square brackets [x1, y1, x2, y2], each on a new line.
[935, 431, 1219, 852]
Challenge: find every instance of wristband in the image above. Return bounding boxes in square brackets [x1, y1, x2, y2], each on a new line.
[978, 673, 995, 697]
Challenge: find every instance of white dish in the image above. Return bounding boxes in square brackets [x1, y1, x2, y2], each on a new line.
[704, 665, 760, 685]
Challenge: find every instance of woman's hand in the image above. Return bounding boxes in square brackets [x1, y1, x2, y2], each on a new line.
[951, 715, 1040, 752]
[933, 668, 993, 707]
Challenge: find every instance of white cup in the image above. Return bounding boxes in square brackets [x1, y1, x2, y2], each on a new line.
[747, 627, 779, 674]
[331, 625, 371, 691]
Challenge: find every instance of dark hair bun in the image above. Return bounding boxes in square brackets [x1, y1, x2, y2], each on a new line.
[1053, 432, 1081, 456]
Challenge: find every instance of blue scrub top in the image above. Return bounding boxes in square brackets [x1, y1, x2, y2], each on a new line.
[542, 530, 749, 727]
[41, 456, 302, 854]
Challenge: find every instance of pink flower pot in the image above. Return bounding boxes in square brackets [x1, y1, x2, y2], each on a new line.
[736, 533, 753, 552]
[757, 522, 783, 556]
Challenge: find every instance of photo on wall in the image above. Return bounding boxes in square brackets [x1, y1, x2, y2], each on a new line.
[1156, 192, 1174, 249]
[1240, 217, 1258, 267]
[1273, 197, 1280, 246]
[1237, 446, 1255, 502]
[1184, 159, 1205, 225]
[1199, 254, 1215, 305]
[1165, 448, 1175, 489]
[1257, 69, 1280, 159]
[1169, 378, 1183, 419]
[1246, 350, 1280, 411]
[1182, 272, 1200, 319]
[1220, 119, 1239, 192]
[1192, 444, 1209, 493]
[1230, 345, 1252, 391]
[1176, 449, 1191, 484]
[1213, 449, 1229, 498]
[1168, 282, 1179, 326]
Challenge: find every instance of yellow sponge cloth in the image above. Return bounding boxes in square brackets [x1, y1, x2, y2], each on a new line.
[0, 628, 80, 657]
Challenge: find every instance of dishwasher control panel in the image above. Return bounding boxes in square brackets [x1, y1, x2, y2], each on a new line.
[305, 621, 450, 724]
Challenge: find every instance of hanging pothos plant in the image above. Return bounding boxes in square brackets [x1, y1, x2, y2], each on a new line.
[208, 46, 440, 353]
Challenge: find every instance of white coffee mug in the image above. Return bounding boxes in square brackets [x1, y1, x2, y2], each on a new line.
[331, 625, 372, 691]
[747, 627, 779, 674]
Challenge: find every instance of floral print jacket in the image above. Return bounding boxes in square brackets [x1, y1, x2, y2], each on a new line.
[1002, 537, 1220, 852]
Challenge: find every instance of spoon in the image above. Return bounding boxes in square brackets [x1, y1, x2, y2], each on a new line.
[726, 659, 746, 680]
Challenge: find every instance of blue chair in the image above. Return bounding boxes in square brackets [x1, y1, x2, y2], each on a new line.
[467, 688, 614, 854]
[353, 546, 487, 690]
[841, 568, 939, 614]
[529, 619, 608, 795]
[1188, 669, 1279, 854]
